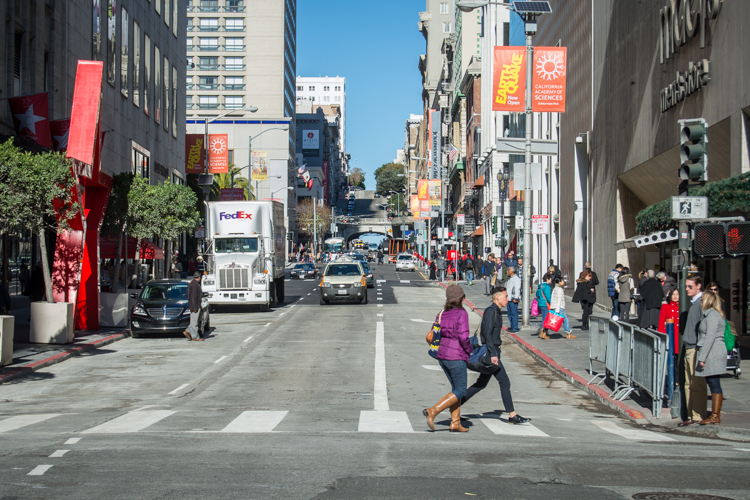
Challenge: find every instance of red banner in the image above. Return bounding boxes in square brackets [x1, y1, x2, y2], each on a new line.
[220, 188, 245, 201]
[185, 134, 205, 174]
[492, 47, 526, 112]
[49, 119, 71, 152]
[67, 61, 104, 180]
[8, 92, 52, 148]
[417, 179, 429, 201]
[208, 133, 229, 173]
[532, 47, 567, 112]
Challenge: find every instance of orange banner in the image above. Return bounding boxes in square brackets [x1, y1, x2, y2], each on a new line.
[185, 134, 205, 174]
[429, 179, 441, 206]
[417, 179, 429, 201]
[208, 133, 229, 174]
[532, 47, 567, 112]
[410, 194, 419, 212]
[492, 47, 526, 112]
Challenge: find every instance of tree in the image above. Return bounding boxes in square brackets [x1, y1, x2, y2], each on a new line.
[0, 139, 79, 303]
[210, 164, 252, 201]
[349, 167, 365, 189]
[101, 173, 134, 291]
[295, 199, 332, 252]
[127, 176, 160, 279]
[374, 163, 406, 196]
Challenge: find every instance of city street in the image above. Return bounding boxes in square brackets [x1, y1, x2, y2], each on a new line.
[1, 265, 749, 499]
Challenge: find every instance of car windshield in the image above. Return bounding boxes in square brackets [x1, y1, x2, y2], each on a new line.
[349, 254, 365, 261]
[295, 264, 315, 270]
[397, 255, 412, 261]
[325, 264, 361, 276]
[141, 283, 188, 301]
[361, 262, 371, 272]
[215, 238, 258, 253]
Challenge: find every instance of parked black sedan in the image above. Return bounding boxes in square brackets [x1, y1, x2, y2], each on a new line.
[290, 263, 319, 280]
[130, 279, 210, 338]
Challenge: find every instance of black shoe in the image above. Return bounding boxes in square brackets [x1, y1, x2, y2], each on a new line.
[508, 414, 531, 424]
[508, 329, 520, 333]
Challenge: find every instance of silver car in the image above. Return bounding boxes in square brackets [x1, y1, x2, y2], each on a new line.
[395, 253, 415, 272]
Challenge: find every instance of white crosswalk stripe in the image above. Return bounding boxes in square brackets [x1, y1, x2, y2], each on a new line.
[478, 418, 549, 437]
[220, 411, 288, 433]
[591, 420, 675, 441]
[81, 410, 177, 434]
[0, 414, 61, 433]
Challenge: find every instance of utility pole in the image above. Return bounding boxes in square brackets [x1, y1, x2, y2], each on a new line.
[521, 28, 534, 328]
[313, 195, 317, 262]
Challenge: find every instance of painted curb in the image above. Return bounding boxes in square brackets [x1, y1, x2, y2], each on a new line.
[0, 331, 131, 385]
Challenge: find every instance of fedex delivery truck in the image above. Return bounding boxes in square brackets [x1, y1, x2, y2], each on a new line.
[201, 201, 286, 311]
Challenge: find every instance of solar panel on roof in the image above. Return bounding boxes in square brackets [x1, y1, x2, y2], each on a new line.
[513, 1, 552, 14]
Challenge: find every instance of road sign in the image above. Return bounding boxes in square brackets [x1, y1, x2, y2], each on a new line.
[671, 196, 708, 220]
[430, 211, 439, 218]
[194, 226, 205, 238]
[512, 163, 543, 190]
[456, 214, 465, 225]
[532, 215, 549, 234]
[496, 137, 558, 155]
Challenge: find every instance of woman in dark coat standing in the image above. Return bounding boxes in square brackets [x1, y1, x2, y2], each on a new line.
[429, 260, 437, 281]
[423, 285, 472, 432]
[638, 270, 664, 328]
[572, 270, 595, 330]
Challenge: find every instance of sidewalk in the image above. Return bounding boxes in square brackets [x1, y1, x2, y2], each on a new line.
[1, 295, 130, 385]
[441, 279, 750, 442]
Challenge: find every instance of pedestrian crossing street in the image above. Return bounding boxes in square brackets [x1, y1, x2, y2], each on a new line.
[0, 410, 676, 442]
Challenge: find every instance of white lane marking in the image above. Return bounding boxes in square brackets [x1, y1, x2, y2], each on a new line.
[734, 448, 750, 452]
[64, 438, 81, 445]
[307, 293, 311, 296]
[28, 465, 53, 476]
[400, 280, 411, 284]
[291, 304, 296, 308]
[592, 420, 675, 442]
[220, 411, 288, 433]
[214, 355, 228, 364]
[284, 279, 290, 281]
[377, 298, 383, 301]
[374, 321, 389, 411]
[410, 319, 431, 323]
[358, 411, 414, 433]
[377, 304, 383, 308]
[264, 322, 272, 327]
[81, 410, 177, 434]
[279, 312, 286, 316]
[377, 291, 382, 294]
[0, 414, 60, 433]
[422, 365, 443, 371]
[48, 450, 69, 458]
[377, 313, 383, 317]
[479, 418, 549, 437]
[243, 335, 254, 343]
[168, 383, 190, 395]
[557, 418, 572, 421]
[376, 279, 386, 283]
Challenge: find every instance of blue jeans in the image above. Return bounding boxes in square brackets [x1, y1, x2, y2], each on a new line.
[466, 270, 474, 284]
[539, 305, 549, 327]
[438, 359, 468, 400]
[610, 296, 618, 318]
[507, 301, 519, 331]
[556, 309, 571, 332]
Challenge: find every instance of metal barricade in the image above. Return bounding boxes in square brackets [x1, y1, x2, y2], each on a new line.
[602, 319, 621, 388]
[613, 322, 635, 400]
[588, 316, 609, 384]
[647, 328, 670, 413]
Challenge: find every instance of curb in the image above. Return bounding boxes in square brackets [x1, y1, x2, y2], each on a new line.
[0, 331, 131, 385]
[438, 282, 647, 422]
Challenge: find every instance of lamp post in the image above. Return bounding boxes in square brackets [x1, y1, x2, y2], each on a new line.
[249, 124, 290, 200]
[230, 165, 250, 201]
[456, 0, 551, 328]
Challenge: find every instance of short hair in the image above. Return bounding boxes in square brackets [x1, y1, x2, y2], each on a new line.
[686, 274, 702, 289]
[656, 271, 666, 279]
[491, 286, 507, 299]
[615, 263, 623, 269]
[554, 277, 565, 286]
[507, 266, 516, 274]
[542, 272, 552, 282]
[621, 266, 630, 274]
[647, 269, 656, 279]
[585, 261, 591, 267]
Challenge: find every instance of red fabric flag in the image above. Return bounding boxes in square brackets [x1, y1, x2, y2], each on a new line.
[49, 119, 71, 152]
[8, 93, 52, 148]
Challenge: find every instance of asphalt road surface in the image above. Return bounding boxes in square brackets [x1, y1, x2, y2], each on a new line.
[1, 264, 749, 499]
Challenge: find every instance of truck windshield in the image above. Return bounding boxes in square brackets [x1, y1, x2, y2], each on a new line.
[215, 238, 259, 253]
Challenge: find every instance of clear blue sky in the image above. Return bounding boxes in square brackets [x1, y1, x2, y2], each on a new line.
[296, 0, 426, 189]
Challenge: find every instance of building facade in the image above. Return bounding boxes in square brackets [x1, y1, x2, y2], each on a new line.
[295, 76, 346, 153]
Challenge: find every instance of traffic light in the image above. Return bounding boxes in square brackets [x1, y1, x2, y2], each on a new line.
[287, 231, 293, 241]
[679, 119, 708, 182]
[492, 216, 498, 234]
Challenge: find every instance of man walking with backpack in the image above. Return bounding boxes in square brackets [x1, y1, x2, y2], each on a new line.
[464, 252, 475, 285]
[483, 253, 495, 295]
[436, 252, 446, 282]
[607, 263, 623, 318]
[474, 254, 484, 288]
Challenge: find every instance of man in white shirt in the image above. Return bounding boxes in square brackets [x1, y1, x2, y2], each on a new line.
[506, 267, 521, 332]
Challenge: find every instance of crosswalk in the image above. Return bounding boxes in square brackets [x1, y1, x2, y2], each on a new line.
[0, 410, 677, 442]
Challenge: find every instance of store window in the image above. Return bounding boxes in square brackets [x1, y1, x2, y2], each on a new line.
[132, 142, 151, 179]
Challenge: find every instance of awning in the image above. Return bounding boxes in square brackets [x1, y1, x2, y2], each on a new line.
[100, 237, 165, 260]
[472, 175, 485, 189]
[472, 226, 484, 237]
[614, 229, 679, 251]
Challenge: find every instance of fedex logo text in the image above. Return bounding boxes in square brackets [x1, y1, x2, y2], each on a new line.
[219, 211, 253, 220]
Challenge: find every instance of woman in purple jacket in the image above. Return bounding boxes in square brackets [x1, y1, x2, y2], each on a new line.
[424, 285, 472, 432]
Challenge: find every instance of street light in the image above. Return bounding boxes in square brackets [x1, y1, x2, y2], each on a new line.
[249, 124, 290, 200]
[456, 0, 552, 328]
[230, 165, 250, 201]
[271, 186, 294, 198]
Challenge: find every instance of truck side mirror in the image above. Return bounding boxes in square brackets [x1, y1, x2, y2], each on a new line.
[130, 293, 139, 299]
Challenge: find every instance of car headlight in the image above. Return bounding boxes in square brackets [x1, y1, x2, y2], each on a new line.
[321, 281, 331, 288]
[133, 305, 147, 316]
[353, 282, 362, 287]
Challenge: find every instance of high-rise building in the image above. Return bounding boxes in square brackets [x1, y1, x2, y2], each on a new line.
[186, 0, 297, 239]
[295, 76, 346, 153]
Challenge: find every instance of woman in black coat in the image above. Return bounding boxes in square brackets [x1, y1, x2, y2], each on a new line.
[572, 270, 595, 330]
[429, 260, 437, 281]
[638, 270, 664, 328]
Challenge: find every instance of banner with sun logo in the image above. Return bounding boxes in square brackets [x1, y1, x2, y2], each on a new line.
[208, 134, 229, 173]
[532, 47, 567, 112]
[492, 47, 526, 112]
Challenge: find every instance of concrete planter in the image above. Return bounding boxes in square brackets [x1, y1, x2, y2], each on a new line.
[0, 315, 14, 366]
[99, 292, 130, 328]
[29, 302, 75, 344]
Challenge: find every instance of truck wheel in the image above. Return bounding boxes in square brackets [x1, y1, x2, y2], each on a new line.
[276, 279, 285, 303]
[260, 302, 270, 312]
[270, 282, 278, 308]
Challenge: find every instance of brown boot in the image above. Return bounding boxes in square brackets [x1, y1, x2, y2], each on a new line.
[539, 330, 549, 339]
[700, 393, 722, 425]
[423, 393, 457, 430]
[449, 403, 469, 432]
[566, 331, 577, 339]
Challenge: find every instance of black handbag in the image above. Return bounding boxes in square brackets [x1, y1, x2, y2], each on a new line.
[467, 310, 500, 374]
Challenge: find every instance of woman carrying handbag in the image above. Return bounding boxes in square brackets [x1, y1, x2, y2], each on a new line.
[424, 285, 472, 432]
[572, 270, 595, 331]
[536, 273, 553, 339]
[550, 277, 576, 339]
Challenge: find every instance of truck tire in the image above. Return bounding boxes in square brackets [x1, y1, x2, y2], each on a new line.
[260, 302, 270, 312]
[276, 279, 285, 303]
[270, 281, 278, 308]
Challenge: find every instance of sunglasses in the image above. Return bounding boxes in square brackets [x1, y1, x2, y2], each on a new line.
[686, 285, 695, 289]
[709, 288, 718, 291]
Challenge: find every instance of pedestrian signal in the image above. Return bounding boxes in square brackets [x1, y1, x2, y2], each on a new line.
[693, 223, 724, 257]
[678, 119, 708, 182]
[726, 222, 750, 256]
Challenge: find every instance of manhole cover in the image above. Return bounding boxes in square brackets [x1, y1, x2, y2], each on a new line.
[633, 494, 736, 500]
